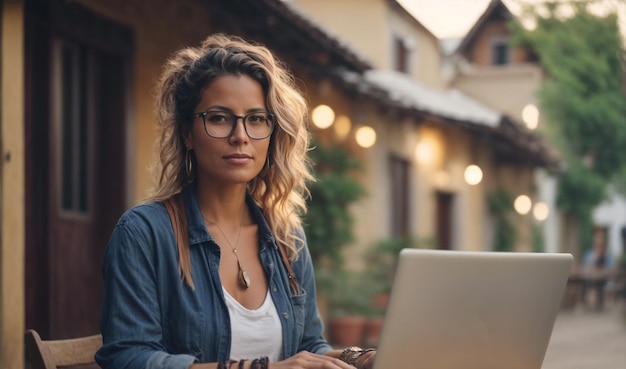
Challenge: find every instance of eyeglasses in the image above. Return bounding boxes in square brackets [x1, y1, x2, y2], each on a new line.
[194, 110, 275, 140]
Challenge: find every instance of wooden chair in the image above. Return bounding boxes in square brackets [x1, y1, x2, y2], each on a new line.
[24, 329, 102, 369]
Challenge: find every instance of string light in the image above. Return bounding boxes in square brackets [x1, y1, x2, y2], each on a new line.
[464, 164, 483, 185]
[514, 195, 532, 215]
[355, 126, 376, 148]
[522, 104, 539, 130]
[334, 114, 352, 139]
[533, 202, 549, 221]
[311, 104, 335, 129]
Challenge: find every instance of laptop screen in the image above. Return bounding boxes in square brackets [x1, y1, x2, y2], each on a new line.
[373, 249, 573, 369]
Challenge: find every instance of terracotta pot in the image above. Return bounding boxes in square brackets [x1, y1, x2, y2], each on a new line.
[363, 316, 385, 347]
[327, 315, 367, 347]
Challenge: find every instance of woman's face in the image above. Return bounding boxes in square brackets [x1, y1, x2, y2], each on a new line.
[185, 74, 271, 188]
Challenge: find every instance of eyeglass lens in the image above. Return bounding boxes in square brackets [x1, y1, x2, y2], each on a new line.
[202, 111, 273, 139]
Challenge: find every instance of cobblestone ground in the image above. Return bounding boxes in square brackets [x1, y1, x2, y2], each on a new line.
[542, 300, 626, 369]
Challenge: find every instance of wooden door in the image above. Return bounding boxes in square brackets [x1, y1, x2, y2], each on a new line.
[389, 155, 411, 238]
[436, 191, 454, 250]
[25, 0, 132, 339]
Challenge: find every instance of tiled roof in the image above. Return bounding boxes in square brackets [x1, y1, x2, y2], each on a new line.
[334, 68, 559, 168]
[364, 69, 502, 127]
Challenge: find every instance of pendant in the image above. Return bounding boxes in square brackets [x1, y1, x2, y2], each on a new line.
[239, 269, 251, 289]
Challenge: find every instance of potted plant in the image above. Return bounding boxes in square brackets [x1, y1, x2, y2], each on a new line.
[304, 140, 365, 273]
[359, 270, 387, 348]
[363, 237, 421, 307]
[487, 187, 517, 252]
[358, 237, 412, 347]
[360, 236, 438, 347]
[325, 270, 372, 347]
[303, 139, 367, 338]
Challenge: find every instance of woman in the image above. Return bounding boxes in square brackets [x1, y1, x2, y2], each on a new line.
[95, 34, 376, 369]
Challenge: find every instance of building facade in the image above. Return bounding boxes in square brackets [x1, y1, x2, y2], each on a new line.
[293, 0, 555, 259]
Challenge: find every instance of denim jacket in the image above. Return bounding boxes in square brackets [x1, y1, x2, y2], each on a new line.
[96, 184, 331, 369]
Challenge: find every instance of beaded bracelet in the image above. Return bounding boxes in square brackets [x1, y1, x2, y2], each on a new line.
[250, 356, 269, 369]
[217, 359, 236, 369]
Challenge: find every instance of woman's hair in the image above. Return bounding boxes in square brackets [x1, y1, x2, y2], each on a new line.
[148, 34, 313, 286]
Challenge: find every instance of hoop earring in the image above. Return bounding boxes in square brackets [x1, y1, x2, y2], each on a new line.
[185, 149, 193, 177]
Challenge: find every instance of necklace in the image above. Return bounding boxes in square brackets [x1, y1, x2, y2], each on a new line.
[205, 212, 251, 289]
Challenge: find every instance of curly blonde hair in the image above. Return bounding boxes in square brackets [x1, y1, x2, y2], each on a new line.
[148, 34, 313, 286]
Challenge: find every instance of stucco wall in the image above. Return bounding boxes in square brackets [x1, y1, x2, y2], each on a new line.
[1, 1, 25, 366]
[292, 0, 390, 68]
[454, 65, 543, 122]
[348, 115, 393, 268]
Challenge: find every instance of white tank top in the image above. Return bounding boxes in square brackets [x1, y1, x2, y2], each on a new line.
[223, 287, 283, 362]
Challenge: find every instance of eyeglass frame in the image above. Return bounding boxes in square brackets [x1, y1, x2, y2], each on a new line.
[193, 109, 276, 140]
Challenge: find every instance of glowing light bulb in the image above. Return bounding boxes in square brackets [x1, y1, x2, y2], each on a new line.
[533, 202, 549, 221]
[522, 104, 539, 130]
[334, 115, 352, 139]
[355, 126, 376, 148]
[464, 164, 483, 185]
[311, 104, 335, 129]
[514, 195, 532, 215]
[415, 141, 434, 165]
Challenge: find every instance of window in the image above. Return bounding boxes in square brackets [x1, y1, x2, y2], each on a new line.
[59, 41, 91, 214]
[491, 37, 510, 65]
[393, 36, 412, 73]
[435, 191, 454, 250]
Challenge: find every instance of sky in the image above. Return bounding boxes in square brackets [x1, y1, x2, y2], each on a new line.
[397, 0, 626, 40]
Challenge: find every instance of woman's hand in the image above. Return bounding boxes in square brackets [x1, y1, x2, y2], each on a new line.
[269, 351, 354, 369]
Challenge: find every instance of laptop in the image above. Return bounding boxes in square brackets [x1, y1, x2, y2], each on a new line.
[373, 249, 573, 369]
